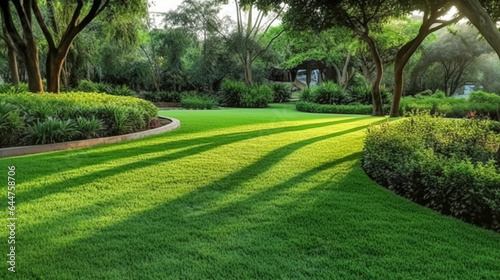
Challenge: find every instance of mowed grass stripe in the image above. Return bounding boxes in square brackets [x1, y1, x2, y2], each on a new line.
[1, 103, 499, 279]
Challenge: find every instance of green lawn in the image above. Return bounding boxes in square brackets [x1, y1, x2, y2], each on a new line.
[1, 103, 500, 279]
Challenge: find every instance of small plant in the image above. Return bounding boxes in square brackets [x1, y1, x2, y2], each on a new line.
[271, 83, 291, 103]
[76, 80, 99, 93]
[109, 85, 137, 97]
[75, 116, 103, 139]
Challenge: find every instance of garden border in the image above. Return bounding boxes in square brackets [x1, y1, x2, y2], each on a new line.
[0, 116, 180, 158]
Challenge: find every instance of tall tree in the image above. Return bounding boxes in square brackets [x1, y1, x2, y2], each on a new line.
[0, 19, 20, 85]
[277, 0, 401, 116]
[0, 1, 44, 92]
[453, 0, 500, 59]
[414, 25, 492, 96]
[229, 1, 284, 85]
[389, 1, 461, 117]
[0, 0, 148, 93]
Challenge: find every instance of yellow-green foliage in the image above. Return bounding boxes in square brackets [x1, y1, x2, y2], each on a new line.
[0, 92, 158, 147]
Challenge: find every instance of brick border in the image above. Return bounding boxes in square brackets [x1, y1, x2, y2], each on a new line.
[0, 116, 180, 158]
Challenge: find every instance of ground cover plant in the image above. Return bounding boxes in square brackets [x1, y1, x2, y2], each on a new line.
[0, 92, 158, 147]
[1, 104, 499, 279]
[363, 113, 500, 232]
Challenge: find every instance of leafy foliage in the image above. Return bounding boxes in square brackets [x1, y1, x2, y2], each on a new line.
[220, 80, 273, 108]
[363, 113, 500, 232]
[180, 92, 218, 109]
[0, 92, 158, 147]
[271, 83, 291, 103]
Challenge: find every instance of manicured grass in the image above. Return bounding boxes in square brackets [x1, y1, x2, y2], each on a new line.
[1, 103, 499, 279]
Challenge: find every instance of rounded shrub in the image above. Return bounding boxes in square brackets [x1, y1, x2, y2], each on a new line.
[0, 92, 158, 147]
[362, 113, 500, 232]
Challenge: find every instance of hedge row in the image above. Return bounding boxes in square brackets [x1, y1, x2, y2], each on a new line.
[362, 113, 500, 232]
[296, 101, 391, 115]
[0, 92, 158, 147]
[297, 90, 500, 120]
[400, 91, 500, 120]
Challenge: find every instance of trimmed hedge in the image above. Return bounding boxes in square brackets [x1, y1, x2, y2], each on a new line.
[296, 101, 391, 115]
[0, 92, 158, 147]
[400, 91, 500, 120]
[180, 92, 218, 109]
[362, 113, 500, 232]
[297, 90, 500, 119]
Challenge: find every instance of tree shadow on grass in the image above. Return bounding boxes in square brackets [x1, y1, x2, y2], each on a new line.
[16, 119, 387, 279]
[11, 117, 377, 210]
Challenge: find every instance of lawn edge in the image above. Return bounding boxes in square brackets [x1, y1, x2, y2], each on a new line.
[0, 116, 180, 158]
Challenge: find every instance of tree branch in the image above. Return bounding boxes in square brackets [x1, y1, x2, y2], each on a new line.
[251, 27, 284, 62]
[32, 0, 56, 50]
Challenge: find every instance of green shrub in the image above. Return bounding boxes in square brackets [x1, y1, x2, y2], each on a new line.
[301, 82, 346, 105]
[180, 92, 217, 109]
[0, 83, 29, 94]
[399, 92, 500, 120]
[362, 113, 500, 232]
[76, 81, 136, 97]
[271, 83, 291, 103]
[143, 91, 181, 103]
[346, 83, 372, 105]
[220, 80, 273, 108]
[0, 92, 158, 147]
[296, 101, 390, 115]
[242, 84, 274, 108]
[75, 116, 103, 139]
[109, 85, 137, 97]
[220, 80, 248, 107]
[76, 80, 100, 93]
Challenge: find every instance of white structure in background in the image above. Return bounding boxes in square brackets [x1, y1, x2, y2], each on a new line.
[451, 84, 483, 99]
[296, 69, 320, 87]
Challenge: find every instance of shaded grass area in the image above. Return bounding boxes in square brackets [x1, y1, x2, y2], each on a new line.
[1, 103, 499, 279]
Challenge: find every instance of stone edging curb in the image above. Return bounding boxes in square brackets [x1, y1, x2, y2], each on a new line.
[0, 116, 180, 158]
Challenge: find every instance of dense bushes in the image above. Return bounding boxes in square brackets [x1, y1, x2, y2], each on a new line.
[301, 82, 346, 104]
[143, 91, 181, 103]
[271, 83, 292, 103]
[220, 80, 273, 108]
[400, 91, 500, 120]
[0, 92, 158, 147]
[76, 80, 136, 97]
[297, 86, 500, 119]
[180, 92, 218, 109]
[296, 101, 391, 115]
[362, 113, 500, 232]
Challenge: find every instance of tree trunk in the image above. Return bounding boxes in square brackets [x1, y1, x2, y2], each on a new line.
[4, 31, 20, 85]
[244, 53, 253, 86]
[361, 33, 384, 116]
[454, 0, 500, 59]
[24, 40, 44, 93]
[46, 51, 65, 93]
[391, 34, 426, 117]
